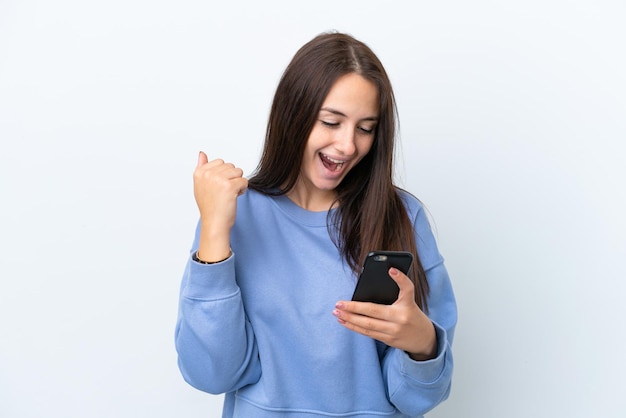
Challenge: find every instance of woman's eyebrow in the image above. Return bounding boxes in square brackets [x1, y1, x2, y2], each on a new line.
[319, 107, 378, 121]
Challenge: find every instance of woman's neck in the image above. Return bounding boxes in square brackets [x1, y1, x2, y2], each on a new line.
[285, 181, 338, 212]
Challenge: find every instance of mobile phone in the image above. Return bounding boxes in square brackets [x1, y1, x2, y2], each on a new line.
[351, 251, 414, 305]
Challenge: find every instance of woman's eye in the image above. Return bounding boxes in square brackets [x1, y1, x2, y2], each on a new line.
[320, 120, 375, 134]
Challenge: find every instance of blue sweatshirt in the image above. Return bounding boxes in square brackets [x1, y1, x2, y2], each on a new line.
[175, 189, 456, 417]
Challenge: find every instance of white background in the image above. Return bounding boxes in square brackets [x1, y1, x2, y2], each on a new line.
[1, 1, 625, 417]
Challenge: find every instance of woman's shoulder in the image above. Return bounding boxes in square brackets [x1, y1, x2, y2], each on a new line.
[238, 187, 274, 209]
[396, 188, 425, 220]
[396, 188, 444, 268]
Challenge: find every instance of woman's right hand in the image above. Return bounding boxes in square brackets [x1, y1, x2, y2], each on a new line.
[193, 151, 248, 262]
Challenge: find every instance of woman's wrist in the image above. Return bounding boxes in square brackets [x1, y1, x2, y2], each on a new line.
[197, 223, 232, 263]
[407, 322, 438, 361]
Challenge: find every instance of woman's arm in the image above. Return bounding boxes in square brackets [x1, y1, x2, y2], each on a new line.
[175, 152, 260, 393]
[382, 260, 456, 416]
[175, 247, 262, 394]
[334, 197, 457, 415]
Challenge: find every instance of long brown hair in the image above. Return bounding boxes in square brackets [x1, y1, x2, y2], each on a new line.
[248, 32, 429, 310]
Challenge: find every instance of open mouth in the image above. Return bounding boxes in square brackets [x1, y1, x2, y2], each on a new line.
[319, 153, 345, 172]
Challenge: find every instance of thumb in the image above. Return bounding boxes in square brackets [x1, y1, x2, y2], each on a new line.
[197, 151, 208, 168]
[388, 267, 415, 303]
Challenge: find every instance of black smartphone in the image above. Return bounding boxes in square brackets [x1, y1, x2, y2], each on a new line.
[351, 251, 414, 305]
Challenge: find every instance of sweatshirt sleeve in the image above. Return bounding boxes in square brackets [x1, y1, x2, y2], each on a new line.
[174, 232, 261, 394]
[382, 197, 457, 416]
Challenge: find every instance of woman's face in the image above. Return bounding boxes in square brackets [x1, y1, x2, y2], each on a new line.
[292, 72, 379, 208]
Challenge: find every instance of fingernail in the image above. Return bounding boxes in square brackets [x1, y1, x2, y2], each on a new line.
[335, 302, 345, 309]
[332, 309, 340, 317]
[389, 267, 399, 276]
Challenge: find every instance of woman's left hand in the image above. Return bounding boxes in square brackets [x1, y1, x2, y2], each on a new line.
[333, 267, 438, 361]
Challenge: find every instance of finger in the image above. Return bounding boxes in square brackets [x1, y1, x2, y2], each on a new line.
[333, 307, 394, 340]
[337, 317, 389, 341]
[197, 151, 209, 168]
[213, 163, 245, 179]
[234, 177, 249, 195]
[388, 267, 415, 303]
[195, 160, 244, 185]
[334, 300, 387, 321]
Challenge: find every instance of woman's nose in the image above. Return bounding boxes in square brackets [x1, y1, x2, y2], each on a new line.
[334, 127, 356, 156]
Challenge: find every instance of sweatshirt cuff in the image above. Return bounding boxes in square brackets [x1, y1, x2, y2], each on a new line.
[182, 251, 239, 300]
[399, 321, 450, 384]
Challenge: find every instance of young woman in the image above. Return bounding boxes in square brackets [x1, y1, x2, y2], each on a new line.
[175, 32, 457, 418]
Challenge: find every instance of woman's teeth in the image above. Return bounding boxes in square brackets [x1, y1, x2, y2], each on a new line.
[320, 153, 344, 171]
